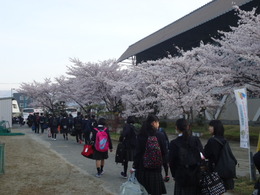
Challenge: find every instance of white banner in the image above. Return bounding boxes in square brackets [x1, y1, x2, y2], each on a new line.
[234, 88, 249, 148]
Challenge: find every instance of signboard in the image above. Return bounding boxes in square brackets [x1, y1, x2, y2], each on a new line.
[234, 88, 249, 149]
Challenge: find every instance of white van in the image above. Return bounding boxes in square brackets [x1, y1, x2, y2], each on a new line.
[22, 108, 44, 120]
[65, 107, 78, 118]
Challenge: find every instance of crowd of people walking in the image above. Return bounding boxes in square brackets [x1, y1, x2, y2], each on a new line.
[24, 112, 259, 195]
[26, 111, 98, 143]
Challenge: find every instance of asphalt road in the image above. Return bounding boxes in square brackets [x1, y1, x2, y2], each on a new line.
[17, 125, 257, 195]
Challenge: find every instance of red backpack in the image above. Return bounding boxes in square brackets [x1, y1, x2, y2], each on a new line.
[94, 128, 109, 152]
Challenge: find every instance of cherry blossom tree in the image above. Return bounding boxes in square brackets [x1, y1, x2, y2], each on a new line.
[19, 78, 62, 114]
[213, 7, 260, 96]
[55, 75, 91, 113]
[112, 63, 161, 118]
[115, 43, 231, 119]
[65, 58, 127, 117]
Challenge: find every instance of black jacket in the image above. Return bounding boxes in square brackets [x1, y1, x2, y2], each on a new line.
[169, 135, 203, 178]
[204, 136, 226, 171]
[120, 123, 137, 150]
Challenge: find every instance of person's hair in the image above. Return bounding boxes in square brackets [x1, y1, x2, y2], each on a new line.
[98, 118, 106, 126]
[209, 120, 224, 136]
[176, 118, 190, 139]
[140, 114, 159, 136]
[127, 116, 135, 124]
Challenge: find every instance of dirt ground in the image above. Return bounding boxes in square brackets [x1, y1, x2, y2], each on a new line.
[0, 134, 113, 195]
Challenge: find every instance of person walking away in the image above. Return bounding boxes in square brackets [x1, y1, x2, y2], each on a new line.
[158, 126, 170, 182]
[18, 115, 24, 126]
[91, 118, 113, 178]
[204, 120, 237, 193]
[119, 116, 137, 178]
[82, 115, 92, 144]
[68, 114, 74, 134]
[131, 114, 167, 195]
[27, 114, 34, 128]
[49, 114, 59, 140]
[60, 113, 69, 140]
[90, 115, 98, 130]
[33, 113, 40, 133]
[169, 118, 203, 195]
[39, 113, 46, 134]
[74, 112, 83, 144]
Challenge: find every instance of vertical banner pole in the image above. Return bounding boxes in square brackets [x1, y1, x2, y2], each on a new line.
[234, 88, 252, 180]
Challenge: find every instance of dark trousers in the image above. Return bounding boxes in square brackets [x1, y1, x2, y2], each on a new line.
[40, 123, 45, 133]
[34, 123, 40, 133]
[75, 130, 82, 142]
[84, 131, 91, 144]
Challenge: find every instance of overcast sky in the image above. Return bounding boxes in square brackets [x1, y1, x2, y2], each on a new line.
[0, 0, 211, 93]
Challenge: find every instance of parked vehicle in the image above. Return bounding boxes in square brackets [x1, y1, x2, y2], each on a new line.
[22, 108, 44, 120]
[65, 107, 78, 117]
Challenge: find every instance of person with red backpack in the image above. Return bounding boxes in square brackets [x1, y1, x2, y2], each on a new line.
[131, 114, 167, 195]
[91, 118, 113, 178]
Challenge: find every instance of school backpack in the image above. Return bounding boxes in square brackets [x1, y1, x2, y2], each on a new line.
[94, 128, 109, 152]
[175, 137, 202, 187]
[143, 136, 163, 169]
[39, 116, 45, 124]
[74, 117, 82, 130]
[52, 118, 58, 126]
[115, 142, 126, 164]
[214, 138, 237, 178]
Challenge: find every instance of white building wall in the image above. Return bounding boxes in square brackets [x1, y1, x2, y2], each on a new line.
[0, 98, 12, 128]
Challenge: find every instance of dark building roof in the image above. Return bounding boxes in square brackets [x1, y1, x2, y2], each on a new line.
[117, 0, 260, 64]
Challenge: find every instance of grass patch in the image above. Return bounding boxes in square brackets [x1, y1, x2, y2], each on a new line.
[233, 176, 256, 195]
[110, 131, 121, 141]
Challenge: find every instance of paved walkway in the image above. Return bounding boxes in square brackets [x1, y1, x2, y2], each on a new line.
[14, 125, 257, 195]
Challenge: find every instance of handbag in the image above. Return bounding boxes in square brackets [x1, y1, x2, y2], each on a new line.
[200, 169, 225, 195]
[119, 172, 148, 195]
[81, 144, 94, 159]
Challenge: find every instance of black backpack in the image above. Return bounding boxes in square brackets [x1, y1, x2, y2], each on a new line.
[175, 137, 202, 187]
[52, 118, 58, 126]
[74, 117, 82, 130]
[214, 138, 237, 178]
[115, 142, 126, 164]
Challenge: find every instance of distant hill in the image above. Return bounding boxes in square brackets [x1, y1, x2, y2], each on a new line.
[0, 90, 11, 98]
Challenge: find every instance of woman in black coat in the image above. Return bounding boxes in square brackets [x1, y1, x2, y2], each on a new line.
[60, 114, 69, 140]
[169, 118, 203, 195]
[131, 114, 167, 195]
[204, 120, 237, 191]
[119, 116, 137, 178]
